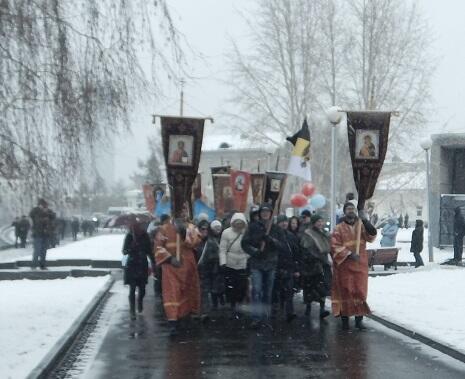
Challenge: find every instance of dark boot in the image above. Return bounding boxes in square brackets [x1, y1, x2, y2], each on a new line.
[304, 304, 311, 317]
[319, 301, 330, 319]
[355, 316, 366, 330]
[129, 293, 136, 320]
[341, 316, 350, 330]
[169, 320, 178, 336]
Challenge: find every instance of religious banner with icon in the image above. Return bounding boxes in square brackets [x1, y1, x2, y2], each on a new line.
[211, 166, 232, 219]
[250, 173, 266, 205]
[263, 171, 287, 212]
[160, 116, 205, 218]
[230, 170, 251, 212]
[191, 173, 202, 203]
[142, 184, 156, 214]
[347, 112, 391, 211]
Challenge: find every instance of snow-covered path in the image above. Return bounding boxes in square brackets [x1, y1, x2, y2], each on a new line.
[0, 276, 110, 379]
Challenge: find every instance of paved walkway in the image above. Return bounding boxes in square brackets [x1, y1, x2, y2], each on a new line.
[84, 280, 465, 379]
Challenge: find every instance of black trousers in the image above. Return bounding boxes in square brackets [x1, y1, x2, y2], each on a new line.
[129, 284, 146, 310]
[454, 234, 464, 262]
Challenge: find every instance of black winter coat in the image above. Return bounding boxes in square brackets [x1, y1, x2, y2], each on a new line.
[410, 227, 424, 253]
[454, 212, 465, 236]
[276, 229, 301, 274]
[241, 220, 282, 271]
[198, 235, 225, 294]
[123, 232, 153, 286]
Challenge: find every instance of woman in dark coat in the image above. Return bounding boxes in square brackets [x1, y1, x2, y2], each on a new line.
[123, 221, 154, 320]
[299, 214, 331, 319]
[198, 220, 225, 318]
[410, 220, 424, 268]
[288, 216, 300, 237]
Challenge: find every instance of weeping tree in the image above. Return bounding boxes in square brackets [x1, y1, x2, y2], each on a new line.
[0, 0, 183, 211]
[227, 0, 435, 200]
[131, 135, 164, 188]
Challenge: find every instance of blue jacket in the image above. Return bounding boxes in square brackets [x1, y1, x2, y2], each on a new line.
[380, 222, 398, 247]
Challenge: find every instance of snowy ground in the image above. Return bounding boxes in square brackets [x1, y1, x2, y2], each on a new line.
[0, 233, 125, 264]
[0, 276, 111, 379]
[369, 265, 465, 354]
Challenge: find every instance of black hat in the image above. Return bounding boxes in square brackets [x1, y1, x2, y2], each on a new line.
[301, 209, 311, 218]
[343, 202, 356, 213]
[311, 214, 323, 224]
[260, 203, 273, 212]
[276, 215, 288, 223]
[160, 214, 170, 224]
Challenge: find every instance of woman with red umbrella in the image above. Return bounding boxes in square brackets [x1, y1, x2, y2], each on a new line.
[122, 220, 155, 320]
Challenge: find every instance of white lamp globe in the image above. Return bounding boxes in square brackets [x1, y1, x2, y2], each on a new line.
[326, 106, 343, 125]
[420, 138, 432, 150]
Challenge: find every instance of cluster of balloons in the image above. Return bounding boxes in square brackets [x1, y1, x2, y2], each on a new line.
[290, 183, 326, 210]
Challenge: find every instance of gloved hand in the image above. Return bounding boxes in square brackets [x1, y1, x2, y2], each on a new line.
[171, 256, 182, 267]
[349, 251, 360, 261]
[361, 218, 377, 236]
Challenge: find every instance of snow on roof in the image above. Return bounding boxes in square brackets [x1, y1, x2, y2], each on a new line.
[202, 132, 278, 152]
[377, 169, 426, 191]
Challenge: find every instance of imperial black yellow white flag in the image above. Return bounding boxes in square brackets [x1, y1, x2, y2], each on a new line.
[286, 119, 312, 181]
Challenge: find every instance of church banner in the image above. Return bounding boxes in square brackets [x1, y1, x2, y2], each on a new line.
[191, 173, 202, 203]
[211, 166, 234, 219]
[142, 184, 156, 214]
[347, 112, 391, 211]
[230, 170, 251, 212]
[250, 173, 266, 205]
[160, 116, 205, 218]
[263, 171, 287, 212]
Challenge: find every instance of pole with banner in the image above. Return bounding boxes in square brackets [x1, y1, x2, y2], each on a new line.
[345, 111, 393, 253]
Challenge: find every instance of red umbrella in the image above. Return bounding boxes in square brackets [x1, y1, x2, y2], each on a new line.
[105, 213, 152, 228]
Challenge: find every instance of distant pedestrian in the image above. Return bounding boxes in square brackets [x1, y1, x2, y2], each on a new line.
[453, 207, 465, 264]
[122, 221, 154, 320]
[380, 217, 399, 247]
[18, 215, 30, 248]
[410, 220, 424, 268]
[300, 214, 331, 320]
[11, 216, 20, 248]
[404, 214, 409, 229]
[219, 213, 248, 318]
[398, 214, 403, 228]
[29, 199, 55, 270]
[71, 217, 79, 241]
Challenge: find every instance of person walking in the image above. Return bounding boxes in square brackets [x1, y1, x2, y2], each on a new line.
[18, 215, 30, 248]
[380, 217, 399, 247]
[219, 213, 248, 319]
[155, 218, 202, 336]
[241, 203, 280, 329]
[198, 220, 225, 320]
[29, 199, 55, 270]
[122, 221, 154, 320]
[300, 214, 331, 320]
[453, 207, 465, 264]
[71, 217, 79, 241]
[12, 217, 20, 248]
[272, 215, 301, 323]
[410, 220, 424, 268]
[398, 214, 404, 229]
[331, 202, 377, 330]
[404, 213, 409, 229]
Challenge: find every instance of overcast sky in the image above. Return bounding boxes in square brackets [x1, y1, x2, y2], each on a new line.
[113, 0, 465, 184]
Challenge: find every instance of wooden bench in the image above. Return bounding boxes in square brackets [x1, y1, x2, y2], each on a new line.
[366, 248, 399, 271]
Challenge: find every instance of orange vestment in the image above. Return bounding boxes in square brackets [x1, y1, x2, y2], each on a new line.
[155, 222, 201, 321]
[330, 220, 376, 317]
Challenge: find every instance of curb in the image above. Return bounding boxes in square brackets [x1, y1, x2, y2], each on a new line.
[369, 313, 465, 364]
[26, 275, 115, 379]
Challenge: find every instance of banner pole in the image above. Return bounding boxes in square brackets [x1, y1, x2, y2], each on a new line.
[266, 176, 287, 235]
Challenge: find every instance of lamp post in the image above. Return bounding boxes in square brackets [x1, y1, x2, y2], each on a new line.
[326, 106, 343, 232]
[420, 138, 434, 262]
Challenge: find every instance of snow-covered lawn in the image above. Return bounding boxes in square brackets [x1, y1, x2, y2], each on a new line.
[369, 266, 465, 353]
[0, 276, 111, 379]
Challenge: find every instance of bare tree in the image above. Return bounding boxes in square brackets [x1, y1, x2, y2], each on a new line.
[227, 0, 436, 197]
[0, 0, 183, 206]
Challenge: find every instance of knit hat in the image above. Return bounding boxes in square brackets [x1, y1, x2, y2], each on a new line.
[210, 220, 223, 231]
[311, 214, 323, 224]
[260, 203, 273, 212]
[343, 202, 356, 213]
[301, 209, 311, 218]
[276, 215, 288, 223]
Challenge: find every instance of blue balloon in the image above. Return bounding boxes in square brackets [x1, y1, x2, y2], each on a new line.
[310, 194, 326, 209]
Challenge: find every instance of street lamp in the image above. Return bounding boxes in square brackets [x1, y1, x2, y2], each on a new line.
[326, 106, 343, 232]
[420, 137, 434, 262]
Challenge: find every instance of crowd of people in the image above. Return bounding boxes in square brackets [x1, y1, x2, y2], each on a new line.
[121, 201, 382, 335]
